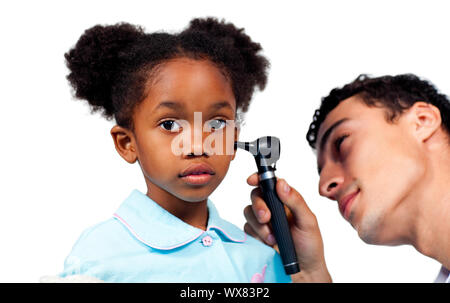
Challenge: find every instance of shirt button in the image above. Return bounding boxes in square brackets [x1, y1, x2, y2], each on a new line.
[201, 235, 213, 247]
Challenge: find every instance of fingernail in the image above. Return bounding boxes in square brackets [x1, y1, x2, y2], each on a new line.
[282, 180, 290, 194]
[266, 234, 276, 245]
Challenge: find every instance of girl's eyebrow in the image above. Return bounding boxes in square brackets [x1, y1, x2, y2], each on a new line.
[155, 101, 232, 110]
[155, 101, 183, 111]
[153, 100, 234, 116]
[209, 101, 234, 111]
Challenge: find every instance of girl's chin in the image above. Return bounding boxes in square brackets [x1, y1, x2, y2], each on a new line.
[176, 182, 220, 202]
[179, 196, 210, 203]
[175, 189, 213, 203]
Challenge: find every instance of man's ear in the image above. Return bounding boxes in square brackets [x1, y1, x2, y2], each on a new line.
[110, 125, 138, 164]
[409, 102, 442, 142]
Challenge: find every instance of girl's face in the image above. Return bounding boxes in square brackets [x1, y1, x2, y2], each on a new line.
[115, 58, 238, 205]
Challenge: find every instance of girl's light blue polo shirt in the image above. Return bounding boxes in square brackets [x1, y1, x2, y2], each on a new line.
[60, 189, 292, 283]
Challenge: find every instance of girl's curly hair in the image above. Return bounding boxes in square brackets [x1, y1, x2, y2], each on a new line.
[65, 18, 269, 130]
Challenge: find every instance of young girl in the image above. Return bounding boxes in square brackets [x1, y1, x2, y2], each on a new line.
[60, 17, 291, 283]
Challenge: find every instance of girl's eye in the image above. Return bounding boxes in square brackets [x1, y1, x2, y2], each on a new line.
[334, 134, 350, 154]
[160, 120, 181, 132]
[208, 119, 227, 130]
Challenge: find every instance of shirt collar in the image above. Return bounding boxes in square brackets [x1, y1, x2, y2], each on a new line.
[113, 189, 246, 250]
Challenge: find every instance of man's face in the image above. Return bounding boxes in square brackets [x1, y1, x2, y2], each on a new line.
[316, 96, 426, 244]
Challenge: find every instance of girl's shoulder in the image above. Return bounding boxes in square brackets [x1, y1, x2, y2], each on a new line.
[67, 217, 139, 259]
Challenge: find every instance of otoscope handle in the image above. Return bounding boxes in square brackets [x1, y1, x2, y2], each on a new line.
[259, 175, 300, 275]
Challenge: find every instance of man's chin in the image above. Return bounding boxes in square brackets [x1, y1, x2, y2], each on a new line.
[354, 212, 385, 245]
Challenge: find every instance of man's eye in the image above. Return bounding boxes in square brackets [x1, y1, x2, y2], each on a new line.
[208, 119, 226, 130]
[160, 120, 181, 132]
[334, 134, 349, 153]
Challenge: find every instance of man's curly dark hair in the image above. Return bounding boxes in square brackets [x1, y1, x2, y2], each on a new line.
[64, 18, 269, 131]
[306, 74, 450, 149]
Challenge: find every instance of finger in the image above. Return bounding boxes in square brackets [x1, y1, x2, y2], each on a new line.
[275, 179, 318, 230]
[250, 187, 271, 224]
[246, 172, 259, 187]
[247, 172, 280, 187]
[243, 206, 276, 246]
[243, 223, 259, 240]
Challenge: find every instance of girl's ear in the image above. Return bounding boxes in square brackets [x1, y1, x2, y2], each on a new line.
[110, 125, 138, 164]
[408, 102, 442, 142]
[231, 126, 240, 161]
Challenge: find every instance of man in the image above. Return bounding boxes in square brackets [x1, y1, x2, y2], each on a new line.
[243, 74, 450, 282]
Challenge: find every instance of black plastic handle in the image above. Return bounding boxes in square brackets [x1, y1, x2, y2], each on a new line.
[259, 177, 300, 275]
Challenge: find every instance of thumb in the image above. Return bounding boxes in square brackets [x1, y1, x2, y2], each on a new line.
[275, 179, 317, 231]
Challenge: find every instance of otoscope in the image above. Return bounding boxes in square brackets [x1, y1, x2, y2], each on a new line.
[235, 136, 300, 275]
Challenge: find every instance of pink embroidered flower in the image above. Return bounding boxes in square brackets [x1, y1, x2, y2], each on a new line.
[251, 265, 267, 283]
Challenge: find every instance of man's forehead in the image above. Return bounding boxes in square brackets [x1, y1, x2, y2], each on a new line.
[315, 96, 364, 173]
[317, 96, 367, 140]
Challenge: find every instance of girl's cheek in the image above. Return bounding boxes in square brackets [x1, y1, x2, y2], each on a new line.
[215, 152, 234, 169]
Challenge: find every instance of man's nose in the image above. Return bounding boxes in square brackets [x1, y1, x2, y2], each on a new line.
[319, 163, 344, 200]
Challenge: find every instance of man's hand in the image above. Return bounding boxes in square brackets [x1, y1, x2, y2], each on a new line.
[243, 173, 332, 283]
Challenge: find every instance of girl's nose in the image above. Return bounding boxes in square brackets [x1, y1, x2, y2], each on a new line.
[190, 130, 204, 156]
[183, 123, 210, 158]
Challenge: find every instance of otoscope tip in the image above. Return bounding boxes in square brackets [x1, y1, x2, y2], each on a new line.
[234, 141, 247, 150]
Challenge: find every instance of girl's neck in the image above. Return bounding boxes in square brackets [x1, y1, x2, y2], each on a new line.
[145, 182, 209, 231]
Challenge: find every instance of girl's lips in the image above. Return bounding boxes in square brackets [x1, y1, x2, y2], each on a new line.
[338, 189, 360, 220]
[181, 173, 214, 185]
[179, 162, 215, 186]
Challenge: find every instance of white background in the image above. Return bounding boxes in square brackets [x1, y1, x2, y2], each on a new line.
[0, 0, 447, 282]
